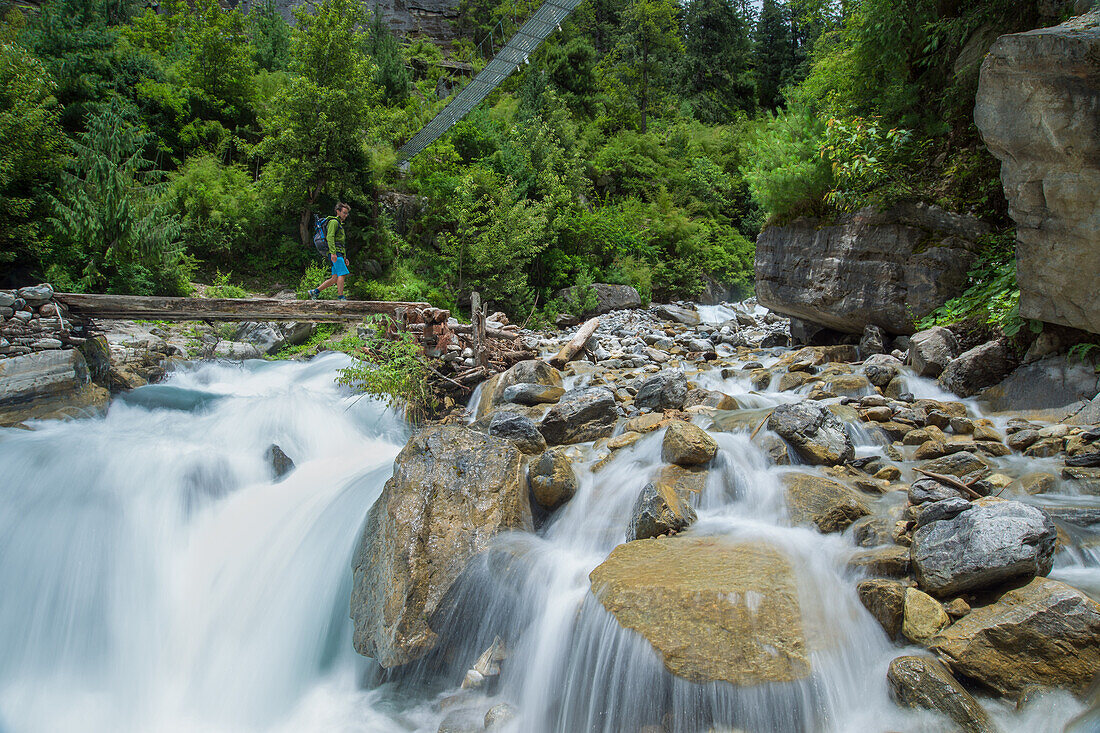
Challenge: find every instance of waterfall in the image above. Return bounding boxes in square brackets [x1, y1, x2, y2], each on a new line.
[1, 350, 1094, 732]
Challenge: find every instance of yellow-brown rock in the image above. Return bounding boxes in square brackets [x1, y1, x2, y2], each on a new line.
[661, 420, 718, 465]
[589, 537, 810, 685]
[782, 472, 871, 533]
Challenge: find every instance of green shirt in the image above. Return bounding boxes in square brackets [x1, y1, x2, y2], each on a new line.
[326, 217, 346, 257]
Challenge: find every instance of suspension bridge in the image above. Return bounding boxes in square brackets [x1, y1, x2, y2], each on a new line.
[396, 0, 585, 162]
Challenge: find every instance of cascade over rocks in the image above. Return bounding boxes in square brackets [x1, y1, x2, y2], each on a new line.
[755, 203, 988, 336]
[975, 11, 1100, 335]
[350, 426, 531, 668]
[911, 500, 1057, 597]
[930, 577, 1100, 697]
[589, 536, 811, 685]
[781, 472, 870, 533]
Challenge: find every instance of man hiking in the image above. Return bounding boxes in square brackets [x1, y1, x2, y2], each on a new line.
[308, 202, 351, 300]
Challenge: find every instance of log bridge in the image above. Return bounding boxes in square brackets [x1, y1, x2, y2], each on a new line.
[53, 292, 521, 362]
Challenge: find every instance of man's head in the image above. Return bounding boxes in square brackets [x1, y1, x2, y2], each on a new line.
[335, 202, 350, 221]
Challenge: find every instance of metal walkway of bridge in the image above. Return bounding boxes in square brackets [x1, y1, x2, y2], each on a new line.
[397, 0, 584, 161]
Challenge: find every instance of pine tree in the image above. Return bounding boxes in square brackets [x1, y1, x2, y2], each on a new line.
[680, 0, 755, 123]
[365, 8, 408, 102]
[610, 0, 683, 133]
[250, 0, 291, 72]
[753, 0, 796, 111]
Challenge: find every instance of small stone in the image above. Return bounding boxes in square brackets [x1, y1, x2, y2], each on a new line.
[661, 420, 718, 465]
[973, 425, 1003, 442]
[608, 431, 643, 450]
[943, 598, 971, 619]
[489, 412, 548, 455]
[949, 416, 975, 434]
[1024, 438, 1063, 458]
[849, 546, 911, 578]
[902, 587, 950, 644]
[914, 441, 949, 459]
[627, 481, 697, 540]
[858, 578, 907, 639]
[501, 382, 565, 405]
[265, 444, 295, 481]
[874, 465, 901, 481]
[529, 448, 578, 510]
[863, 406, 894, 422]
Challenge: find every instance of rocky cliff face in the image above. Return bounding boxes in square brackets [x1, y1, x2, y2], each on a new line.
[754, 204, 989, 336]
[238, 0, 459, 39]
[975, 11, 1100, 336]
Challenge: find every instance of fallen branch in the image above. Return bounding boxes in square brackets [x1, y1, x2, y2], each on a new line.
[913, 468, 983, 500]
[750, 410, 775, 440]
[550, 316, 599, 368]
[407, 322, 519, 340]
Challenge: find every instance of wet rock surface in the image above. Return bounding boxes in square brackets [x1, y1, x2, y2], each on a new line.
[887, 655, 996, 733]
[589, 537, 810, 685]
[768, 401, 855, 466]
[350, 426, 531, 668]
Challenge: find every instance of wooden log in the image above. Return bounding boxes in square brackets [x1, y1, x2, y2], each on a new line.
[53, 293, 431, 322]
[407, 322, 519, 340]
[550, 317, 599, 368]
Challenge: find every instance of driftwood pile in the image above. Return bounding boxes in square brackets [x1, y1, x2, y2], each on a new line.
[391, 294, 538, 407]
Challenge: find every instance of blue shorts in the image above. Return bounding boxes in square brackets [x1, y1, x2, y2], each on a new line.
[331, 256, 349, 277]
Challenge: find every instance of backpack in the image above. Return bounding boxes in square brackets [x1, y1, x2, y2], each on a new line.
[311, 214, 336, 257]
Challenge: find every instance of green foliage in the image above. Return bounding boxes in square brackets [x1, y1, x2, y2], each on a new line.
[915, 232, 1025, 335]
[563, 269, 599, 317]
[1069, 342, 1100, 371]
[740, 105, 831, 221]
[336, 315, 436, 421]
[820, 115, 917, 211]
[602, 0, 684, 132]
[364, 8, 408, 102]
[0, 40, 67, 271]
[47, 100, 190, 295]
[680, 0, 754, 123]
[271, 322, 338, 358]
[164, 154, 264, 264]
[205, 270, 250, 298]
[250, 0, 291, 72]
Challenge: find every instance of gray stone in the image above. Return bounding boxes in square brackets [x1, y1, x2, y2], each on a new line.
[908, 477, 969, 505]
[887, 656, 996, 733]
[909, 327, 958, 378]
[265, 444, 295, 480]
[17, 284, 53, 307]
[488, 411, 547, 455]
[0, 291, 14, 308]
[554, 283, 641, 316]
[975, 12, 1100, 335]
[282, 321, 315, 346]
[0, 349, 90, 406]
[859, 324, 887, 357]
[236, 322, 286, 355]
[919, 450, 990, 478]
[538, 387, 617, 445]
[528, 447, 578, 510]
[627, 481, 697, 540]
[938, 338, 1018, 398]
[911, 500, 1057, 597]
[501, 382, 565, 405]
[915, 497, 971, 527]
[862, 353, 903, 388]
[350, 427, 531, 668]
[652, 303, 701, 326]
[755, 203, 988, 335]
[475, 359, 563, 419]
[213, 341, 262, 360]
[685, 337, 714, 352]
[634, 370, 688, 410]
[32, 338, 62, 350]
[767, 401, 855, 466]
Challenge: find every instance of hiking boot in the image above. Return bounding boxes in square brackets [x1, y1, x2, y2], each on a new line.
[337, 295, 348, 301]
[308, 288, 320, 300]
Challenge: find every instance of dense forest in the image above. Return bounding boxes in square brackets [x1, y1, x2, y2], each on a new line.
[0, 0, 1070, 323]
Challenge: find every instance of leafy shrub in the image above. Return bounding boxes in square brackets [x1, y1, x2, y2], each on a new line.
[206, 270, 250, 298]
[740, 105, 831, 222]
[821, 115, 917, 211]
[337, 315, 435, 422]
[563, 269, 598, 317]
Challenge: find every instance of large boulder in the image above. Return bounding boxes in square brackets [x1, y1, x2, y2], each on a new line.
[911, 500, 1057, 597]
[350, 427, 531, 668]
[755, 203, 988, 335]
[781, 472, 870, 533]
[651, 303, 701, 325]
[930, 577, 1100, 696]
[487, 411, 547, 454]
[0, 349, 109, 424]
[887, 655, 997, 733]
[767, 401, 855, 466]
[589, 537, 811, 685]
[554, 283, 642, 316]
[538, 387, 617, 445]
[937, 338, 1018, 398]
[634, 370, 688, 411]
[980, 354, 1100, 417]
[975, 11, 1100, 335]
[476, 360, 563, 419]
[908, 327, 958, 378]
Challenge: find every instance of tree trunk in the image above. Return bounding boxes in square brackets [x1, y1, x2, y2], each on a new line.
[299, 183, 324, 248]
